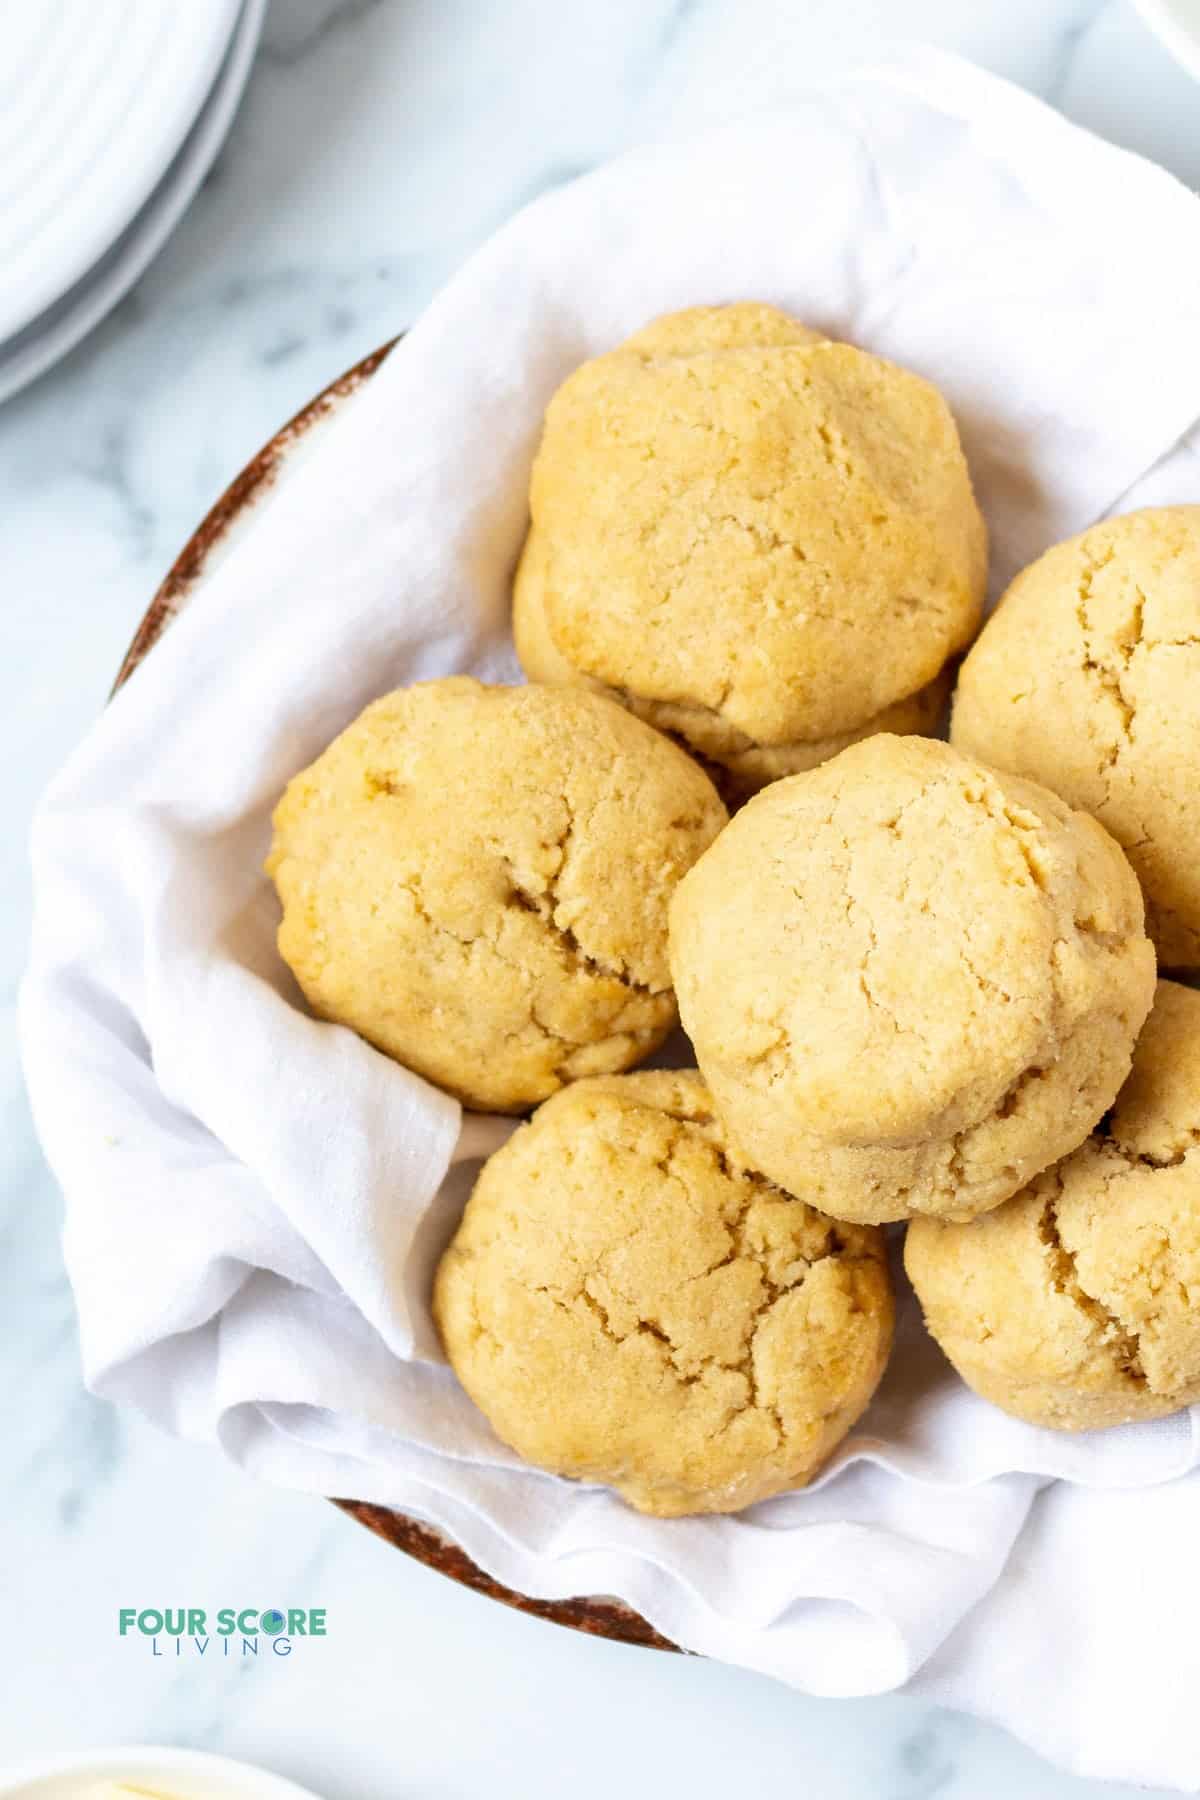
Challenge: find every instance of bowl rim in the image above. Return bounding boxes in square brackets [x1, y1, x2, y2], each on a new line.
[111, 341, 679, 1660]
[0, 1742, 323, 1798]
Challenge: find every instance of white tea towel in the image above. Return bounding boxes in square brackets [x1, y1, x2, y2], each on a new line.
[21, 48, 1200, 1790]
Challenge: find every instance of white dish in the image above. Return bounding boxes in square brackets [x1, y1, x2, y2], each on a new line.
[0, 0, 241, 343]
[0, 0, 265, 406]
[0, 1746, 322, 1800]
[1135, 0, 1200, 82]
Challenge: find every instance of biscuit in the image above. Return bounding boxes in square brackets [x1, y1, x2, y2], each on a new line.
[669, 735, 1156, 1224]
[952, 506, 1200, 969]
[906, 982, 1200, 1430]
[514, 302, 985, 796]
[266, 679, 726, 1112]
[433, 1070, 894, 1515]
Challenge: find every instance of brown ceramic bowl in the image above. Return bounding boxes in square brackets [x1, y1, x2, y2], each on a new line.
[113, 340, 678, 1656]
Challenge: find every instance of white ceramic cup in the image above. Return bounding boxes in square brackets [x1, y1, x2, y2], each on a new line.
[1134, 0, 1200, 83]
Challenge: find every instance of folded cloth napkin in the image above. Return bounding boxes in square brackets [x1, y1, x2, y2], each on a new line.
[21, 48, 1200, 1791]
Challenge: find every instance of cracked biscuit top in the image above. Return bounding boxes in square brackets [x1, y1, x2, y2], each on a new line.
[433, 1070, 893, 1516]
[513, 302, 987, 797]
[906, 981, 1200, 1431]
[265, 678, 726, 1113]
[952, 505, 1200, 970]
[669, 735, 1156, 1224]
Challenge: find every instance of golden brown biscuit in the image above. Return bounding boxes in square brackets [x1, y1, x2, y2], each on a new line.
[906, 981, 1200, 1430]
[516, 528, 952, 804]
[669, 735, 1156, 1224]
[952, 506, 1200, 970]
[434, 1071, 894, 1515]
[619, 301, 828, 356]
[514, 301, 986, 795]
[266, 679, 726, 1112]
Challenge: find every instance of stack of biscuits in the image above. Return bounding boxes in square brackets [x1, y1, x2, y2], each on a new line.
[266, 305, 1200, 1517]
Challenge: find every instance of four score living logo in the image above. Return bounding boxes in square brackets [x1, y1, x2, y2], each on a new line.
[119, 1605, 327, 1658]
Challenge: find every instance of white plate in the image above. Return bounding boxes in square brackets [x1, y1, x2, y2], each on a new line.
[1135, 0, 1200, 82]
[0, 1745, 322, 1800]
[0, 0, 265, 406]
[0, 0, 243, 343]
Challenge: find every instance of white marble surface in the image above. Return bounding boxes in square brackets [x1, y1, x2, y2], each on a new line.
[3, 2, 1198, 1793]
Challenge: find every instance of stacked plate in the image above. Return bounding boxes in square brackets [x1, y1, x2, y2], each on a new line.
[0, 0, 266, 404]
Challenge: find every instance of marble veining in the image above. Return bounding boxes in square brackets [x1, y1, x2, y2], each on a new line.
[1, 1, 1195, 1794]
